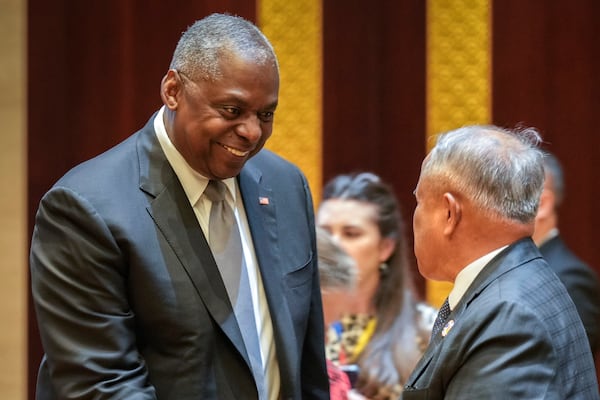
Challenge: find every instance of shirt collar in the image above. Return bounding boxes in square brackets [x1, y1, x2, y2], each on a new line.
[448, 245, 508, 310]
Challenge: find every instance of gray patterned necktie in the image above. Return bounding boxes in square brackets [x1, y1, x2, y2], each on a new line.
[204, 180, 267, 398]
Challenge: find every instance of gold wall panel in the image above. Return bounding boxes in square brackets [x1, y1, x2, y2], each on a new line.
[258, 0, 323, 203]
[426, 0, 491, 307]
[0, 0, 27, 398]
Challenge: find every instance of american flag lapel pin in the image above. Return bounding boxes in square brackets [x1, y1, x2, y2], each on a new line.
[259, 196, 270, 205]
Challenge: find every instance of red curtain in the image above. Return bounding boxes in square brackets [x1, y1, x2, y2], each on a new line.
[322, 1, 427, 295]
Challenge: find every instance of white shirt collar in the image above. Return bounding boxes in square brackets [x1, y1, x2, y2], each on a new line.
[153, 106, 237, 206]
[448, 245, 508, 310]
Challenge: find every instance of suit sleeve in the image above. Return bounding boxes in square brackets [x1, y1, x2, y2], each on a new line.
[30, 186, 156, 399]
[298, 173, 331, 399]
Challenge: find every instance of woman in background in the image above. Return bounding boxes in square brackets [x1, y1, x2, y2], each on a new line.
[317, 172, 435, 400]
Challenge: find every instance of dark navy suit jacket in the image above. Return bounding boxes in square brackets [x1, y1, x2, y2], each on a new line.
[403, 238, 598, 399]
[31, 115, 329, 399]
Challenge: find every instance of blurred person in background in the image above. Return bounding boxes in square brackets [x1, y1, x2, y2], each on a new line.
[318, 172, 435, 400]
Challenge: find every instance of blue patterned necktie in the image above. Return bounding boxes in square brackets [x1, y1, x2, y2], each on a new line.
[431, 298, 451, 339]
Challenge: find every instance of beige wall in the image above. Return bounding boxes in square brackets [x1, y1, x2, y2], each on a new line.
[0, 0, 27, 398]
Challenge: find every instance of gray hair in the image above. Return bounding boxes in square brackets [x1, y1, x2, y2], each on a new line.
[422, 125, 545, 223]
[316, 228, 357, 290]
[169, 13, 278, 81]
[542, 151, 565, 207]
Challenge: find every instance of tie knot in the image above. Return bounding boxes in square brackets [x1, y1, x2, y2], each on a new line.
[204, 180, 227, 203]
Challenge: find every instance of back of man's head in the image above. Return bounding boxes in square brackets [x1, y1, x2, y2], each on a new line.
[532, 151, 565, 244]
[316, 227, 356, 291]
[542, 151, 565, 208]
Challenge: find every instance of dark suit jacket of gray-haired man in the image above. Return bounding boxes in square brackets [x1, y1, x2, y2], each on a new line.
[30, 13, 329, 400]
[404, 125, 599, 399]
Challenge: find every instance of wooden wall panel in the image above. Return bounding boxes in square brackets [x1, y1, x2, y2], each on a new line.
[322, 1, 427, 295]
[493, 0, 600, 378]
[425, 0, 491, 308]
[1, 1, 26, 399]
[493, 0, 600, 279]
[27, 2, 256, 398]
[259, 0, 323, 202]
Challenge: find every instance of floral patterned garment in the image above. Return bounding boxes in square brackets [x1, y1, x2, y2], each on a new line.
[327, 359, 352, 400]
[326, 314, 373, 365]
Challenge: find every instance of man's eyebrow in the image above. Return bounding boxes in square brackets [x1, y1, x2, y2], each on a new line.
[215, 96, 278, 111]
[264, 101, 278, 110]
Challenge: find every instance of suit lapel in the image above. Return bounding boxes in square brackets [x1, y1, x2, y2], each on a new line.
[238, 163, 298, 391]
[136, 120, 250, 366]
[405, 340, 437, 388]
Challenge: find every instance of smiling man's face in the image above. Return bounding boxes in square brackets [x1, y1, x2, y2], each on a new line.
[163, 54, 279, 179]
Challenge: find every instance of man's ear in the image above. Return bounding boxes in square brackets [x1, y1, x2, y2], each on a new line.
[443, 192, 462, 236]
[160, 70, 181, 110]
[536, 188, 555, 220]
